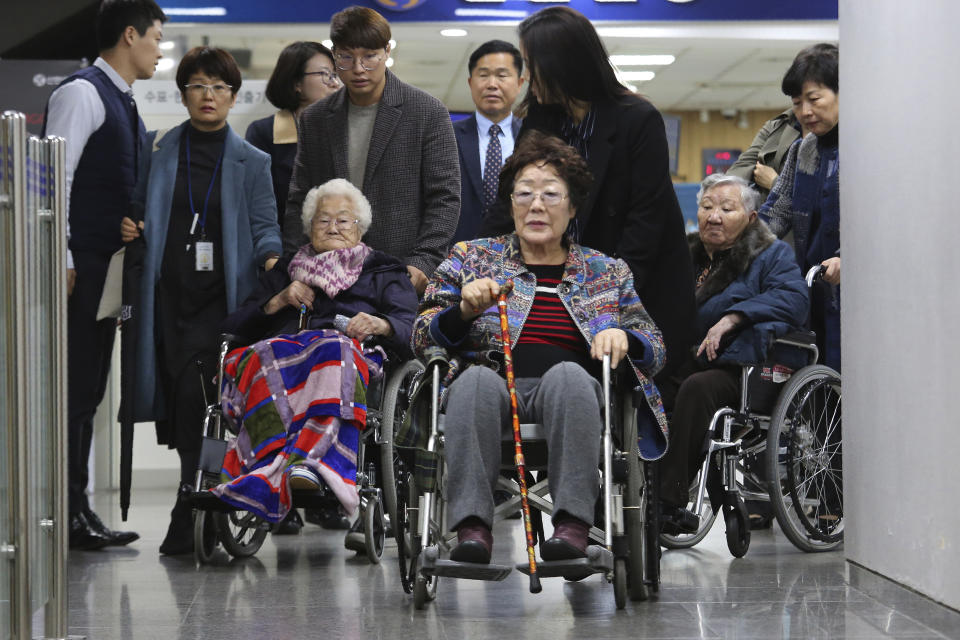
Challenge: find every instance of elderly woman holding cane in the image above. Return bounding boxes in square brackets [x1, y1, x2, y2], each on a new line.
[211, 178, 418, 523]
[412, 132, 666, 564]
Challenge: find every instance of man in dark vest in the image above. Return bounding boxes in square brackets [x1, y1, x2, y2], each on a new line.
[43, 0, 166, 550]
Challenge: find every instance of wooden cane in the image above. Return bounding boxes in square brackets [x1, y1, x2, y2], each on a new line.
[497, 280, 542, 593]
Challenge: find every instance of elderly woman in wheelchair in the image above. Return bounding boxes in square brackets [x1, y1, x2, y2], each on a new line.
[657, 173, 808, 542]
[209, 178, 417, 530]
[412, 132, 667, 567]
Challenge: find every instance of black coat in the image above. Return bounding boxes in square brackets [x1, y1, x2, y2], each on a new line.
[245, 112, 297, 231]
[481, 96, 697, 377]
[222, 250, 418, 358]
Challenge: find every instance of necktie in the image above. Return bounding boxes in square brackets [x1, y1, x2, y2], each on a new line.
[482, 123, 502, 208]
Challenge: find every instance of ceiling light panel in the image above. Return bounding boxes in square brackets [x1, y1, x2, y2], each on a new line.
[610, 54, 675, 66]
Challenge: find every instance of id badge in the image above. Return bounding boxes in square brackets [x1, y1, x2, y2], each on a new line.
[195, 241, 214, 271]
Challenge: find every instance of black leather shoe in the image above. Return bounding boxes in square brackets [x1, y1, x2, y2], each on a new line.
[273, 509, 304, 535]
[660, 505, 700, 536]
[83, 508, 139, 546]
[305, 506, 351, 530]
[69, 512, 112, 551]
[160, 484, 196, 556]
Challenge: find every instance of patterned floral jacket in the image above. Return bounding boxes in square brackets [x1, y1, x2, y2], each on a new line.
[411, 234, 670, 460]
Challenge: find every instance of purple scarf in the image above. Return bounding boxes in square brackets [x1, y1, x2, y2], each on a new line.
[287, 242, 372, 299]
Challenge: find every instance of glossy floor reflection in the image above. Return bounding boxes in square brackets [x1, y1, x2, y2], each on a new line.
[68, 490, 960, 639]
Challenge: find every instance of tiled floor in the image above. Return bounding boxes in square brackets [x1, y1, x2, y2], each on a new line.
[67, 490, 960, 639]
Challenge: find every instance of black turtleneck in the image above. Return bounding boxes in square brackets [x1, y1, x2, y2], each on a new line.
[158, 122, 229, 378]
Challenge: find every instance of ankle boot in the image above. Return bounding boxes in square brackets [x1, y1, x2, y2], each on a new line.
[160, 484, 195, 556]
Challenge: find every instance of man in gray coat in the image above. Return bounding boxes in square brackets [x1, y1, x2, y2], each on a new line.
[283, 6, 459, 294]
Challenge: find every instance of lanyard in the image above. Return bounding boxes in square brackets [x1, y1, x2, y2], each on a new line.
[185, 130, 225, 240]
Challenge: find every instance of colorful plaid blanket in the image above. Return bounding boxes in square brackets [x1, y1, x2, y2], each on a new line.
[210, 330, 381, 522]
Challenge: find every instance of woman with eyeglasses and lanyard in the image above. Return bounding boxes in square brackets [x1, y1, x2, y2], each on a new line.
[246, 41, 340, 231]
[120, 46, 282, 555]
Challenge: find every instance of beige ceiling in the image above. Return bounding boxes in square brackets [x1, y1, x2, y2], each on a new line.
[160, 19, 838, 113]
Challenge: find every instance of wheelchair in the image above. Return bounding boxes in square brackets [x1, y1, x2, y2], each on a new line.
[391, 351, 661, 610]
[661, 265, 843, 555]
[188, 328, 411, 565]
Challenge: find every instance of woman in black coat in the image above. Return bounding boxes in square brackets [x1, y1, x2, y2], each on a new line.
[245, 41, 340, 231]
[481, 6, 696, 379]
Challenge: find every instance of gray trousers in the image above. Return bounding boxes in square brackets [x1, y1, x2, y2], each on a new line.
[445, 362, 603, 530]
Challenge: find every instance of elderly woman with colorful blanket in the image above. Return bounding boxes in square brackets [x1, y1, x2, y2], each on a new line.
[412, 132, 666, 565]
[211, 178, 417, 524]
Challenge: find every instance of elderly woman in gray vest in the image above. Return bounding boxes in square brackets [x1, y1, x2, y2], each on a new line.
[120, 46, 281, 555]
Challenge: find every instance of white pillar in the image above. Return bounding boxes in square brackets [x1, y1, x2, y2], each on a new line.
[841, 0, 960, 609]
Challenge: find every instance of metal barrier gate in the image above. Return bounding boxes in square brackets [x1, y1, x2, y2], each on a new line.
[0, 111, 69, 640]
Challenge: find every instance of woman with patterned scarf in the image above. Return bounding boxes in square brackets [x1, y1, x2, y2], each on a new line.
[211, 178, 417, 525]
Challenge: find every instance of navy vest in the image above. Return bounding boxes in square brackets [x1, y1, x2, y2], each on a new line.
[44, 65, 144, 254]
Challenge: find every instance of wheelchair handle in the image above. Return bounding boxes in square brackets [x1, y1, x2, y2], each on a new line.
[805, 264, 827, 288]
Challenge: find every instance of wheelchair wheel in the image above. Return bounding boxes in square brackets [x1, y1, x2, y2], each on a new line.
[213, 510, 268, 558]
[379, 360, 425, 530]
[395, 458, 418, 594]
[621, 397, 650, 602]
[643, 463, 661, 594]
[766, 365, 843, 553]
[363, 494, 386, 564]
[723, 494, 751, 558]
[412, 460, 445, 610]
[193, 510, 219, 564]
[659, 469, 718, 550]
[613, 558, 627, 610]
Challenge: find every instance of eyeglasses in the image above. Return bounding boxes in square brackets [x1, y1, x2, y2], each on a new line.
[183, 83, 233, 97]
[511, 189, 569, 207]
[334, 51, 385, 72]
[303, 69, 341, 86]
[313, 216, 359, 231]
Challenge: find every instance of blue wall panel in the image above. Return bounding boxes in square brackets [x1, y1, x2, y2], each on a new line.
[159, 0, 837, 24]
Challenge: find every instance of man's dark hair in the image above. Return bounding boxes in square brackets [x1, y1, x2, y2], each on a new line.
[517, 6, 629, 118]
[265, 41, 334, 111]
[330, 6, 391, 51]
[96, 0, 167, 52]
[782, 43, 839, 97]
[468, 40, 522, 76]
[498, 130, 594, 215]
[176, 46, 242, 95]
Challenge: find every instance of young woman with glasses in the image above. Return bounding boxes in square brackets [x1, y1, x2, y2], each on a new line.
[246, 41, 341, 232]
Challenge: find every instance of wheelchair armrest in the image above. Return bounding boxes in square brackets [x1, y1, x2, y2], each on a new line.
[775, 330, 817, 348]
[219, 333, 245, 348]
[421, 345, 451, 371]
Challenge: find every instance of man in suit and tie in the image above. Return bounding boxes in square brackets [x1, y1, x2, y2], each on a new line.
[451, 40, 525, 244]
[283, 6, 459, 295]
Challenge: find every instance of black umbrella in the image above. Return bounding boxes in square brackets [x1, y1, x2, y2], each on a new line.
[117, 224, 145, 521]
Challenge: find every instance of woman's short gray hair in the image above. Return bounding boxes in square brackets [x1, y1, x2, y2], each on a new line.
[301, 178, 373, 236]
[696, 173, 761, 213]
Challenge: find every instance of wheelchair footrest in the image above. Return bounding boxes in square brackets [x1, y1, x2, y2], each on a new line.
[420, 546, 512, 581]
[515, 545, 613, 579]
[290, 487, 338, 510]
[185, 491, 235, 512]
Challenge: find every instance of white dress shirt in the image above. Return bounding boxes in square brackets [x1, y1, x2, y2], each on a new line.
[44, 57, 133, 269]
[476, 111, 516, 181]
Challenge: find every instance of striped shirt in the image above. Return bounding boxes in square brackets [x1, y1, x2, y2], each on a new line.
[513, 264, 591, 378]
